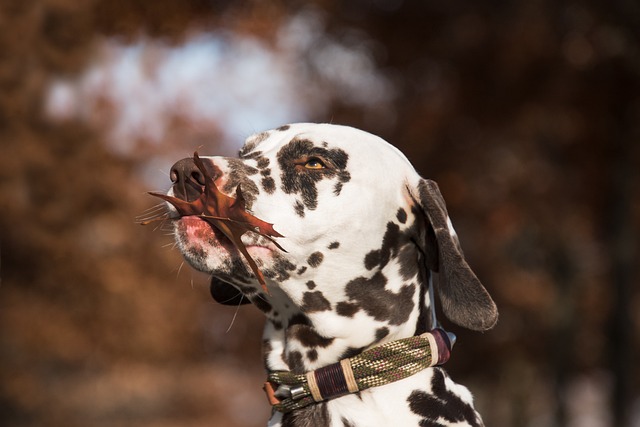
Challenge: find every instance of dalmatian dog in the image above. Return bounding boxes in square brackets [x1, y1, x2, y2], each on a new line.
[161, 123, 498, 426]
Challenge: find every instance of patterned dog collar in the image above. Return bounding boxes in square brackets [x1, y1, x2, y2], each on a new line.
[263, 328, 455, 413]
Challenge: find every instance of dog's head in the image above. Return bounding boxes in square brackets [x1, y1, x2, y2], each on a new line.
[161, 123, 497, 335]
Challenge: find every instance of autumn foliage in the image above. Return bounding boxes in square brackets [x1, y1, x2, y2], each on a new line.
[1, 1, 638, 426]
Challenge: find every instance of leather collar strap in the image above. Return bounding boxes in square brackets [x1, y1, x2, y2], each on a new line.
[263, 328, 454, 413]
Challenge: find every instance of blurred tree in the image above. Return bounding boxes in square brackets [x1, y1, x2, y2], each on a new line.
[1, 0, 638, 426]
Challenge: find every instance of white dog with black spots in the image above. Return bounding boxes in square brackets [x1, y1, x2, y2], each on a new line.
[160, 123, 498, 427]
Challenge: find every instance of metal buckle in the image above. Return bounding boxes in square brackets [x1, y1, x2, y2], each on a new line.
[290, 385, 306, 400]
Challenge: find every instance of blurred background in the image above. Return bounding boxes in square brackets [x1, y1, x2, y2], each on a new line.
[1, 0, 638, 426]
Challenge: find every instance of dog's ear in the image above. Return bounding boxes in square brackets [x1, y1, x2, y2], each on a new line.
[210, 277, 250, 306]
[414, 179, 498, 331]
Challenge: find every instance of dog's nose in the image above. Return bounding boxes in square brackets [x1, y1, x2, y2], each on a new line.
[170, 158, 206, 185]
[169, 157, 215, 202]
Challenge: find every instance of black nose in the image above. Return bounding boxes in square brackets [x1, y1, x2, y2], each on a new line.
[169, 157, 217, 202]
[170, 157, 206, 184]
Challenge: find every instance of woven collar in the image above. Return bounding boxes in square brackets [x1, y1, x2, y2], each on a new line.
[263, 328, 455, 413]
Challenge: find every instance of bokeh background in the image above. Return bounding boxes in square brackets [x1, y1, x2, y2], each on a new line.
[1, 1, 639, 426]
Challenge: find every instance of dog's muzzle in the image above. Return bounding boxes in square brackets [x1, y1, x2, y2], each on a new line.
[146, 152, 285, 293]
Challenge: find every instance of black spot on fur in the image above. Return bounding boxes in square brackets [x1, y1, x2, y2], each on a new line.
[294, 327, 334, 348]
[306, 281, 316, 289]
[408, 369, 481, 427]
[294, 200, 305, 217]
[328, 241, 340, 250]
[336, 302, 359, 318]
[398, 243, 420, 280]
[336, 171, 351, 196]
[415, 273, 432, 335]
[307, 349, 318, 362]
[287, 314, 334, 350]
[261, 176, 276, 194]
[334, 182, 343, 195]
[297, 266, 307, 275]
[277, 138, 350, 211]
[364, 222, 401, 270]
[288, 313, 311, 327]
[239, 132, 269, 158]
[263, 257, 297, 282]
[276, 124, 290, 131]
[238, 141, 258, 158]
[257, 157, 270, 169]
[364, 250, 381, 270]
[307, 252, 324, 268]
[286, 350, 304, 372]
[251, 295, 272, 313]
[221, 159, 260, 208]
[343, 272, 416, 325]
[364, 220, 422, 280]
[397, 207, 408, 223]
[342, 418, 356, 427]
[281, 402, 329, 427]
[244, 151, 264, 160]
[375, 327, 390, 341]
[301, 291, 331, 313]
[225, 158, 259, 177]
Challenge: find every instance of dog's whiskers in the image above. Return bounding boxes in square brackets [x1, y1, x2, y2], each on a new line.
[176, 261, 185, 278]
[137, 202, 167, 217]
[136, 202, 171, 227]
[225, 293, 244, 333]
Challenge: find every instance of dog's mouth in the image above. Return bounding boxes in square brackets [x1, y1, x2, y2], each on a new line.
[143, 152, 285, 293]
[177, 215, 278, 252]
[176, 215, 232, 246]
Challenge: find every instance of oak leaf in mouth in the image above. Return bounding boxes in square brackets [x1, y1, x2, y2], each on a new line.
[144, 152, 285, 294]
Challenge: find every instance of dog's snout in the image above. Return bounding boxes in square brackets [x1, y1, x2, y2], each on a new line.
[169, 157, 217, 202]
[170, 158, 206, 185]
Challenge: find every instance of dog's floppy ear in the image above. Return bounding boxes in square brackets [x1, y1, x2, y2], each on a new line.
[210, 277, 250, 306]
[415, 179, 498, 331]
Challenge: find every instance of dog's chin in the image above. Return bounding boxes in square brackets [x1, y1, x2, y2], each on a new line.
[174, 216, 275, 279]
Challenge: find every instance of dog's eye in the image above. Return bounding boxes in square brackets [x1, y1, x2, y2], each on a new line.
[304, 158, 326, 170]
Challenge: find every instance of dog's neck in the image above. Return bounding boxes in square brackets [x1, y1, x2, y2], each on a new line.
[255, 254, 433, 374]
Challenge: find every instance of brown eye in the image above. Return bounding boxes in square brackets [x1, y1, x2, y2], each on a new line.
[304, 158, 326, 170]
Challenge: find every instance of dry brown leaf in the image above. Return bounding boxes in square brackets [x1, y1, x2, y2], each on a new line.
[144, 152, 285, 293]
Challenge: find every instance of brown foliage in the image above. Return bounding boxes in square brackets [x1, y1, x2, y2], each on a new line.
[1, 0, 638, 426]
